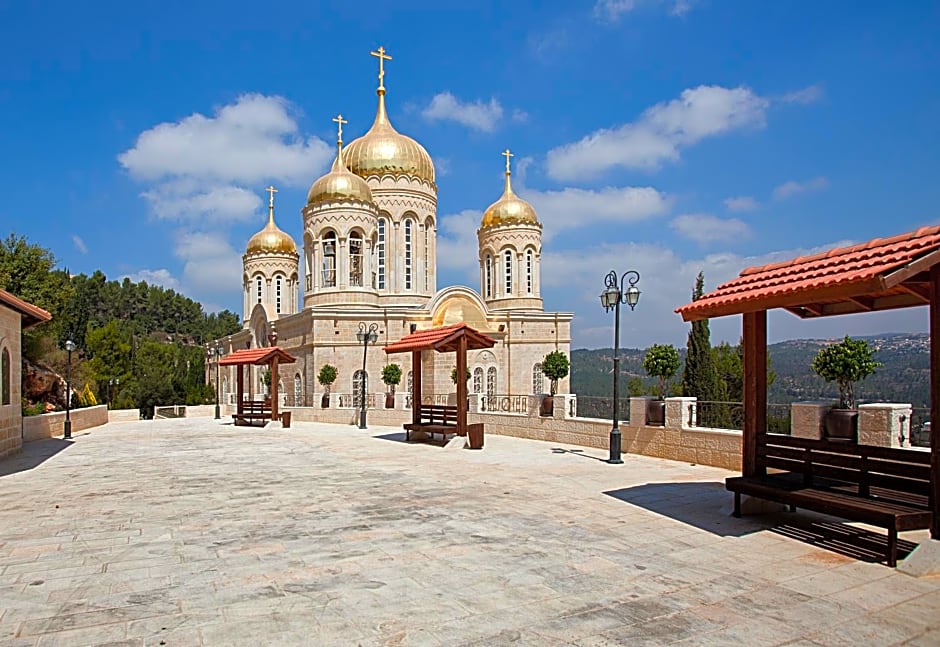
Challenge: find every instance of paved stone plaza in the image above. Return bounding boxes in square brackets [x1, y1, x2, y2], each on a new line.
[0, 420, 938, 646]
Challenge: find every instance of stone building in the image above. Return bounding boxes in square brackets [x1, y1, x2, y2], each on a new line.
[0, 289, 51, 459]
[208, 48, 572, 409]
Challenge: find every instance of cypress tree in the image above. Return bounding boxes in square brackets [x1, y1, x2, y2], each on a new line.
[682, 273, 724, 425]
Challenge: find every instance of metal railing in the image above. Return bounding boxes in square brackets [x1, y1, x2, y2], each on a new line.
[909, 408, 930, 448]
[689, 401, 791, 434]
[572, 396, 631, 422]
[480, 394, 529, 414]
[421, 394, 452, 406]
[154, 405, 186, 419]
[336, 393, 376, 409]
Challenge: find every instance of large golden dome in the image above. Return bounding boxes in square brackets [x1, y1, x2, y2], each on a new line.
[481, 154, 540, 229]
[246, 189, 297, 255]
[307, 139, 374, 206]
[344, 89, 435, 185]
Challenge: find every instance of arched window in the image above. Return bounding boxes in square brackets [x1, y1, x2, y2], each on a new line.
[279, 380, 287, 407]
[472, 367, 483, 394]
[349, 232, 363, 287]
[1, 347, 9, 405]
[403, 219, 413, 290]
[532, 363, 544, 395]
[484, 255, 492, 299]
[275, 275, 283, 313]
[255, 276, 263, 304]
[486, 366, 497, 397]
[504, 250, 513, 295]
[322, 232, 337, 287]
[377, 218, 387, 290]
[294, 373, 302, 406]
[526, 250, 534, 294]
[353, 369, 368, 408]
[424, 223, 430, 290]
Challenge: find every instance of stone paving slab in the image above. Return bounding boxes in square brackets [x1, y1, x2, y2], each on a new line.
[0, 419, 937, 646]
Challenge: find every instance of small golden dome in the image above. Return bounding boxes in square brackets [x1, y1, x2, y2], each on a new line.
[344, 90, 435, 185]
[246, 188, 297, 255]
[481, 152, 540, 228]
[307, 143, 374, 206]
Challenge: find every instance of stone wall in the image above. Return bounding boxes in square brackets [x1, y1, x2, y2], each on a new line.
[0, 305, 21, 459]
[22, 405, 108, 442]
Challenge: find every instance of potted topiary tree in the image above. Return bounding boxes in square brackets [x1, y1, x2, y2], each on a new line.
[381, 363, 402, 409]
[540, 350, 570, 416]
[811, 335, 880, 441]
[317, 364, 338, 408]
[643, 344, 680, 426]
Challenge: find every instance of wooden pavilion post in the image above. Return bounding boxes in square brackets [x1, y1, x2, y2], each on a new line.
[930, 264, 940, 539]
[456, 334, 468, 436]
[270, 355, 279, 422]
[742, 310, 767, 478]
[412, 350, 422, 425]
[236, 365, 245, 416]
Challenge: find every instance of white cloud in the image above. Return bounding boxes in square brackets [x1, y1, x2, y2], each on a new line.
[122, 268, 181, 291]
[670, 213, 751, 244]
[593, 0, 696, 22]
[173, 231, 244, 298]
[72, 235, 87, 254]
[436, 209, 483, 284]
[523, 185, 672, 239]
[782, 83, 824, 105]
[119, 93, 332, 223]
[546, 85, 769, 180]
[724, 196, 759, 212]
[422, 92, 504, 132]
[511, 109, 529, 123]
[773, 176, 829, 200]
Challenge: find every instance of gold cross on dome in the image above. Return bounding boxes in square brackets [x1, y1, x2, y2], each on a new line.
[501, 148, 514, 174]
[332, 114, 348, 142]
[265, 185, 278, 209]
[370, 46, 392, 87]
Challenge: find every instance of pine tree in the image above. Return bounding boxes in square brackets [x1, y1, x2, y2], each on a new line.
[681, 273, 724, 425]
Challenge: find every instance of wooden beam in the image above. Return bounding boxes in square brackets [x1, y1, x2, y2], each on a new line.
[847, 295, 875, 311]
[930, 264, 940, 539]
[884, 248, 940, 288]
[270, 355, 279, 421]
[412, 350, 422, 425]
[456, 335, 468, 437]
[236, 365, 244, 415]
[898, 282, 931, 303]
[743, 310, 767, 478]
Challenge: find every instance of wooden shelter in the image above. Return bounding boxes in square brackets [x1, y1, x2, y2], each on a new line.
[384, 323, 496, 436]
[219, 346, 297, 423]
[676, 225, 940, 540]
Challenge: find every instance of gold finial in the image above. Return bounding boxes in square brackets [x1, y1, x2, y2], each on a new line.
[501, 148, 514, 175]
[370, 46, 392, 90]
[266, 185, 278, 210]
[332, 114, 348, 144]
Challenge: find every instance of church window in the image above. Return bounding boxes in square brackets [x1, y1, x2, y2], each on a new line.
[322, 232, 337, 288]
[353, 370, 368, 408]
[255, 276, 263, 304]
[504, 250, 513, 295]
[275, 276, 283, 313]
[377, 219, 386, 290]
[424, 224, 430, 290]
[404, 220, 413, 290]
[349, 233, 363, 287]
[526, 250, 534, 294]
[1, 347, 9, 405]
[485, 255, 492, 299]
[532, 363, 544, 394]
[294, 373, 302, 406]
[486, 366, 497, 397]
[473, 367, 483, 394]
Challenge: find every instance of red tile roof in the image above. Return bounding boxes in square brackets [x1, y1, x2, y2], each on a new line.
[219, 346, 297, 366]
[0, 288, 52, 329]
[384, 323, 496, 354]
[677, 225, 940, 321]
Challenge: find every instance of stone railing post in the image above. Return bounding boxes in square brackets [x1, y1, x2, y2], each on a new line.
[859, 403, 913, 448]
[468, 393, 481, 414]
[630, 397, 652, 427]
[791, 401, 830, 440]
[667, 397, 696, 429]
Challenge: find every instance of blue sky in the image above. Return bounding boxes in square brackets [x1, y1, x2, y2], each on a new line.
[2, 0, 938, 349]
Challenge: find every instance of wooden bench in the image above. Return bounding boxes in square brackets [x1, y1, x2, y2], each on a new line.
[232, 400, 272, 426]
[403, 405, 459, 443]
[726, 434, 932, 566]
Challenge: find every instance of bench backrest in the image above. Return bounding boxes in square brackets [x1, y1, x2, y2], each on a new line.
[759, 434, 930, 507]
[243, 400, 271, 413]
[417, 405, 458, 425]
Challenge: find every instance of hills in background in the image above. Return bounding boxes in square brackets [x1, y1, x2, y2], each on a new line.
[571, 333, 930, 409]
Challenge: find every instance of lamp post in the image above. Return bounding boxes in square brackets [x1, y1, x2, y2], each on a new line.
[356, 322, 379, 429]
[108, 377, 120, 408]
[64, 339, 76, 439]
[600, 270, 641, 464]
[213, 344, 223, 419]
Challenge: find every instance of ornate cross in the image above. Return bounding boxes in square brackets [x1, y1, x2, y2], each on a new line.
[332, 114, 348, 142]
[502, 148, 514, 174]
[266, 185, 278, 209]
[370, 46, 392, 87]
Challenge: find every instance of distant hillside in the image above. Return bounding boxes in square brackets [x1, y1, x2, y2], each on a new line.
[571, 333, 930, 408]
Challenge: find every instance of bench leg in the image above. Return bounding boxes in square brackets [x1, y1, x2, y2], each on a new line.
[887, 528, 898, 568]
[788, 504, 796, 513]
[733, 492, 741, 518]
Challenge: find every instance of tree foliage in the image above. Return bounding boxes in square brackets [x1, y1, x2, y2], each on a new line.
[381, 364, 402, 392]
[681, 273, 721, 402]
[542, 350, 570, 396]
[811, 336, 880, 409]
[317, 364, 338, 391]
[643, 344, 680, 399]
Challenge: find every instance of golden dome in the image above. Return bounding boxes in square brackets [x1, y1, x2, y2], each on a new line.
[307, 141, 374, 206]
[481, 152, 540, 228]
[246, 188, 297, 255]
[344, 89, 435, 185]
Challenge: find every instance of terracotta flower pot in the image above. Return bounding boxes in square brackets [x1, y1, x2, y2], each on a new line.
[321, 393, 330, 408]
[385, 393, 395, 409]
[825, 408, 858, 442]
[646, 399, 666, 426]
[541, 395, 554, 417]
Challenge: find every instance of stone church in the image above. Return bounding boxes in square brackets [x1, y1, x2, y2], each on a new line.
[209, 47, 572, 410]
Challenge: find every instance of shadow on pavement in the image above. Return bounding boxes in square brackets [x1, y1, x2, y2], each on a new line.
[551, 447, 608, 462]
[0, 438, 74, 478]
[770, 519, 917, 564]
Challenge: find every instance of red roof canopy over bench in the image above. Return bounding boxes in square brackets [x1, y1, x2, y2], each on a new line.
[219, 347, 296, 421]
